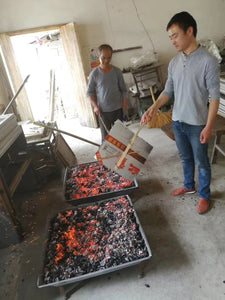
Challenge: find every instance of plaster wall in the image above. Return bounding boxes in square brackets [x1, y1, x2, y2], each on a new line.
[0, 0, 225, 107]
[1, 0, 225, 72]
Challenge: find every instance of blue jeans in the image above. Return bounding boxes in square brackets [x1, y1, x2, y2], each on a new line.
[173, 121, 211, 199]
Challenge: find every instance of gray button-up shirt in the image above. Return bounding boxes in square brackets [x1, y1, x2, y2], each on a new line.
[162, 46, 220, 125]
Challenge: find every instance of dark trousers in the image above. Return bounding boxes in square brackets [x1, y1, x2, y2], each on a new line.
[99, 108, 123, 142]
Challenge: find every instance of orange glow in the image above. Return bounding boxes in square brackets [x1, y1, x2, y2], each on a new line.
[55, 243, 65, 264]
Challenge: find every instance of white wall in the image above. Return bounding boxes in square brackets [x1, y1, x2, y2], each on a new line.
[0, 0, 225, 75]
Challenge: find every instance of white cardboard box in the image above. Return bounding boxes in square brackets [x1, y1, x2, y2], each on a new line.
[96, 120, 153, 180]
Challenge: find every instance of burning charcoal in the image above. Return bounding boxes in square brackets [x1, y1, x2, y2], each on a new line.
[65, 161, 135, 200]
[42, 196, 149, 285]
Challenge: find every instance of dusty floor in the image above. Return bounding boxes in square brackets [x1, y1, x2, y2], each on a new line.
[0, 118, 225, 300]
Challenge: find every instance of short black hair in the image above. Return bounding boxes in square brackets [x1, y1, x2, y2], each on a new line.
[166, 11, 197, 37]
[98, 44, 113, 54]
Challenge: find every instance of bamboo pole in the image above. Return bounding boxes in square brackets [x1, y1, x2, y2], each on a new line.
[33, 122, 100, 147]
[115, 123, 145, 170]
[2, 74, 30, 115]
[99, 113, 109, 134]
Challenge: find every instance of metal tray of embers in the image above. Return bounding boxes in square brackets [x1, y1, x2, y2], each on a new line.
[37, 195, 151, 288]
[63, 161, 138, 205]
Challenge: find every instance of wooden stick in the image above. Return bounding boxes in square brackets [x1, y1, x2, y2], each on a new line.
[150, 85, 156, 103]
[33, 122, 100, 147]
[113, 46, 142, 53]
[101, 153, 121, 160]
[3, 75, 30, 115]
[99, 113, 109, 133]
[150, 85, 161, 110]
[49, 70, 55, 121]
[115, 123, 145, 170]
[101, 150, 140, 161]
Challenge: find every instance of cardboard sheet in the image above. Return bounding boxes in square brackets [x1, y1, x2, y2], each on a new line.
[96, 120, 153, 180]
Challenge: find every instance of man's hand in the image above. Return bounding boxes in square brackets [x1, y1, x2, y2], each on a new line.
[93, 105, 100, 115]
[89, 95, 100, 115]
[140, 93, 170, 125]
[200, 100, 219, 144]
[200, 126, 212, 144]
[140, 105, 158, 125]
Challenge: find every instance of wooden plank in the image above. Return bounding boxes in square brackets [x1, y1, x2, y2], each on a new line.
[0, 171, 22, 234]
[9, 158, 31, 197]
[53, 133, 77, 167]
[60, 23, 97, 128]
[211, 133, 225, 164]
[0, 51, 14, 112]
[212, 114, 225, 135]
[215, 144, 225, 156]
[3, 75, 30, 115]
[0, 34, 34, 121]
[6, 24, 65, 36]
[33, 122, 100, 147]
[113, 46, 142, 53]
[49, 70, 55, 121]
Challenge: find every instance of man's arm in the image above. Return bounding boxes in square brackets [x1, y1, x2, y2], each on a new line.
[87, 70, 100, 115]
[141, 59, 173, 125]
[89, 95, 100, 115]
[200, 99, 219, 144]
[201, 54, 220, 144]
[140, 93, 170, 125]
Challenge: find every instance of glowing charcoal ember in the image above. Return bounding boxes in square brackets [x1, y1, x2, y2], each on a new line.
[65, 162, 135, 200]
[43, 196, 149, 284]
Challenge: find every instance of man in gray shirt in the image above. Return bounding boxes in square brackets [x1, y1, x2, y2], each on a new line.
[87, 44, 128, 142]
[141, 11, 220, 214]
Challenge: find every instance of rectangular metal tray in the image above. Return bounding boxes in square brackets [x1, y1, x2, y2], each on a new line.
[63, 161, 138, 205]
[37, 195, 151, 288]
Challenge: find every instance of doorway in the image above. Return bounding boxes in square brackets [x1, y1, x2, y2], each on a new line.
[10, 30, 78, 121]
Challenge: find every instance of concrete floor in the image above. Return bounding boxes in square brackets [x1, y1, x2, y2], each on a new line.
[0, 118, 225, 300]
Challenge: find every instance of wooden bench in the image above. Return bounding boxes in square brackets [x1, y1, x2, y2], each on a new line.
[161, 114, 225, 164]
